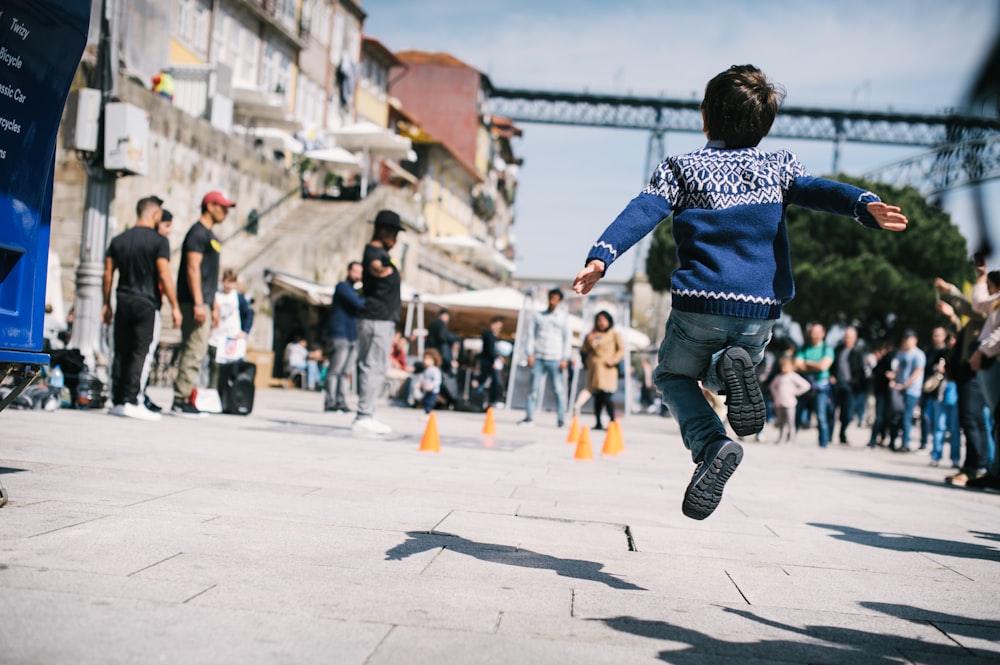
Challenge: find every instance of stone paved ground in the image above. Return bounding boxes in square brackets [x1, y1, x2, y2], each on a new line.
[1, 386, 998, 664]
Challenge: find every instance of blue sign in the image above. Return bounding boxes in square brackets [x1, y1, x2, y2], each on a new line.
[0, 0, 91, 356]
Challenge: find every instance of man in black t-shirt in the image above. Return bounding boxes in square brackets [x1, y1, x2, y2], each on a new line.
[353, 209, 404, 435]
[171, 190, 234, 416]
[102, 195, 181, 420]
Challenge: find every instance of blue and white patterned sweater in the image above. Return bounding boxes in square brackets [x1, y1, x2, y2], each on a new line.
[586, 141, 881, 320]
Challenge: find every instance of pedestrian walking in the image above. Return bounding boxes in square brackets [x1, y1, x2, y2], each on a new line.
[579, 310, 624, 431]
[520, 288, 571, 428]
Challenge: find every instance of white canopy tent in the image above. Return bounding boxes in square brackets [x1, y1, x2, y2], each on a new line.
[327, 121, 413, 196]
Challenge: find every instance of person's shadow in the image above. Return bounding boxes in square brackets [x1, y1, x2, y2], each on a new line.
[596, 604, 1000, 662]
[809, 523, 1000, 562]
[385, 530, 646, 590]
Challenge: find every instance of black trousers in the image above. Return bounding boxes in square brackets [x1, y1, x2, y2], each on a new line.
[956, 375, 989, 473]
[111, 295, 157, 406]
[593, 390, 616, 426]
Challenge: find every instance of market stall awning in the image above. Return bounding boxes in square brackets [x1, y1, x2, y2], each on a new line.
[303, 147, 362, 170]
[432, 235, 516, 274]
[384, 159, 418, 184]
[328, 120, 413, 158]
[265, 268, 416, 307]
[232, 87, 301, 131]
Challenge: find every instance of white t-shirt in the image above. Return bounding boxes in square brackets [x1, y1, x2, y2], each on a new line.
[209, 288, 242, 348]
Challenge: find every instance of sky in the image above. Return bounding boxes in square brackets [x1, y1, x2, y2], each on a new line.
[365, 0, 999, 282]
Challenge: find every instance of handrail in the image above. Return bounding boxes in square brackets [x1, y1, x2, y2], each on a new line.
[219, 185, 301, 244]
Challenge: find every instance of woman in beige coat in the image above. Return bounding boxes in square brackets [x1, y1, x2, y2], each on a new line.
[580, 310, 624, 430]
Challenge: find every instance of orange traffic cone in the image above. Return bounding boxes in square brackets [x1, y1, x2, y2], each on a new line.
[574, 425, 594, 460]
[612, 421, 625, 454]
[566, 415, 580, 444]
[419, 413, 441, 452]
[601, 424, 619, 456]
[482, 407, 496, 435]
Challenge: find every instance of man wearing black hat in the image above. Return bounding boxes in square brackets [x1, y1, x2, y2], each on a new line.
[102, 195, 182, 420]
[353, 209, 404, 435]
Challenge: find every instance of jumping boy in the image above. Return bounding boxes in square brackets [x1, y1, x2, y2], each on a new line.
[572, 64, 908, 520]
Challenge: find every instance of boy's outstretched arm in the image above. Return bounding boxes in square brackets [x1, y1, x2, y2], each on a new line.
[867, 202, 908, 231]
[573, 259, 606, 295]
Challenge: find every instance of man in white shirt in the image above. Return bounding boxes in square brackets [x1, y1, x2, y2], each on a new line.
[520, 288, 571, 427]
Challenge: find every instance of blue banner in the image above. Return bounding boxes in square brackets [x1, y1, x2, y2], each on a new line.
[0, 0, 92, 354]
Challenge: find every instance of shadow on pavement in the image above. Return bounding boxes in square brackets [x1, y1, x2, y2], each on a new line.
[809, 523, 1000, 562]
[0, 466, 27, 475]
[595, 605, 1000, 663]
[836, 468, 954, 489]
[385, 530, 646, 590]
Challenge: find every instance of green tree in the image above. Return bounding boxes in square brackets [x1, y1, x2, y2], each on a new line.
[784, 175, 973, 342]
[644, 175, 974, 342]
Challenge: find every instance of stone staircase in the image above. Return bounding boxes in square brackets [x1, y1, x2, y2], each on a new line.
[219, 186, 421, 302]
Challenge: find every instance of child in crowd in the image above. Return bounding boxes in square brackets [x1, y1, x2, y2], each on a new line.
[416, 348, 443, 418]
[573, 64, 908, 520]
[769, 355, 812, 444]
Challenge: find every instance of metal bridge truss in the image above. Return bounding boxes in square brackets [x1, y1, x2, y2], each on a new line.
[487, 88, 1000, 192]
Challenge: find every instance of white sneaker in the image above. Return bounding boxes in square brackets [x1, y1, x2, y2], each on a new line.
[352, 417, 392, 435]
[122, 402, 162, 421]
[107, 404, 125, 417]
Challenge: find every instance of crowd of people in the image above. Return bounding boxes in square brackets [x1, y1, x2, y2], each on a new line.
[751, 291, 999, 492]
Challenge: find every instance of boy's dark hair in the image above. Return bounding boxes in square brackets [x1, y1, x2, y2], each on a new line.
[547, 288, 564, 301]
[490, 315, 504, 324]
[595, 310, 614, 328]
[701, 65, 785, 149]
[987, 270, 1000, 290]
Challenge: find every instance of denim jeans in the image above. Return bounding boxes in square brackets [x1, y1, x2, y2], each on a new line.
[808, 384, 832, 447]
[525, 358, 566, 423]
[900, 392, 920, 450]
[325, 338, 357, 409]
[930, 391, 962, 465]
[653, 310, 773, 461]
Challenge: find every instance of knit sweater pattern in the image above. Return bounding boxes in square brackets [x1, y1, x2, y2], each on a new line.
[586, 143, 881, 319]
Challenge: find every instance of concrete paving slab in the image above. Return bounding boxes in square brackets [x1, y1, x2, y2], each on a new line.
[0, 586, 390, 665]
[1, 388, 998, 664]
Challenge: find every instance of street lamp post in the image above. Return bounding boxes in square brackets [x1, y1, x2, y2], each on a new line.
[69, 0, 120, 370]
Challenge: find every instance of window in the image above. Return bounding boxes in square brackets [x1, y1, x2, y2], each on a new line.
[235, 23, 261, 88]
[262, 43, 293, 100]
[175, 0, 211, 56]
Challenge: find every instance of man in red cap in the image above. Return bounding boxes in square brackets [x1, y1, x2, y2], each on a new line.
[171, 190, 235, 417]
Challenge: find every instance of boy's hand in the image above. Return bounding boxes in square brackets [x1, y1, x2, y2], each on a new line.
[573, 260, 606, 295]
[867, 202, 908, 232]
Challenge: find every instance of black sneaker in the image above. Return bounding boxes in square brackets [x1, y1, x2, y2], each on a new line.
[171, 401, 202, 418]
[144, 395, 162, 413]
[717, 346, 765, 437]
[682, 438, 743, 520]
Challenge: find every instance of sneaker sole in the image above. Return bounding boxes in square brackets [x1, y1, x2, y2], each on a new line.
[682, 440, 743, 520]
[719, 347, 765, 437]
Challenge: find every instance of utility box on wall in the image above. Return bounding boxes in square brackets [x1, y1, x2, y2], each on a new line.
[62, 88, 101, 152]
[103, 102, 149, 175]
